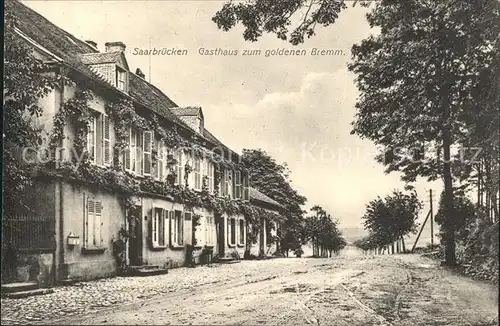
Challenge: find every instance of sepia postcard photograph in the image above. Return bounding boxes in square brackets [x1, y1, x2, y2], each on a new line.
[1, 0, 499, 325]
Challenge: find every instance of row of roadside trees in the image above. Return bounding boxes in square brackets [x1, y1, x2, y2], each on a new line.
[354, 190, 421, 254]
[212, 0, 499, 267]
[242, 149, 346, 258]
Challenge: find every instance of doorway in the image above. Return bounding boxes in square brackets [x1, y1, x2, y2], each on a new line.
[128, 205, 142, 266]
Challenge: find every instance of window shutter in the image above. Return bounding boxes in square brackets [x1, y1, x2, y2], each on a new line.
[96, 115, 103, 165]
[95, 201, 103, 246]
[169, 211, 175, 246]
[152, 207, 157, 246]
[131, 129, 137, 172]
[227, 218, 231, 246]
[154, 140, 159, 179]
[184, 212, 192, 245]
[143, 131, 152, 175]
[236, 218, 240, 245]
[235, 171, 241, 199]
[87, 198, 96, 246]
[162, 209, 169, 247]
[243, 174, 250, 201]
[124, 128, 131, 170]
[194, 158, 201, 190]
[103, 115, 111, 165]
[136, 132, 142, 174]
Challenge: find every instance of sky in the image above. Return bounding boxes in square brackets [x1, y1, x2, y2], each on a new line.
[23, 0, 442, 230]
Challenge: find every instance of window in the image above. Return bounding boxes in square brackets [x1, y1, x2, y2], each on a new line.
[207, 161, 214, 193]
[193, 157, 201, 190]
[239, 219, 245, 246]
[220, 169, 233, 197]
[175, 150, 183, 185]
[234, 171, 242, 199]
[84, 196, 104, 249]
[228, 217, 236, 246]
[172, 210, 184, 246]
[205, 215, 215, 246]
[151, 207, 168, 248]
[202, 160, 214, 192]
[124, 128, 144, 175]
[87, 114, 111, 166]
[117, 68, 127, 92]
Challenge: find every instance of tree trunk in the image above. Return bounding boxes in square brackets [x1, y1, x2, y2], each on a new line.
[391, 242, 395, 254]
[443, 128, 457, 266]
[401, 236, 406, 253]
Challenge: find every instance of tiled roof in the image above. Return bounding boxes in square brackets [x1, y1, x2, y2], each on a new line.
[249, 187, 283, 210]
[6, 0, 185, 127]
[7, 0, 242, 161]
[170, 107, 201, 117]
[79, 52, 122, 65]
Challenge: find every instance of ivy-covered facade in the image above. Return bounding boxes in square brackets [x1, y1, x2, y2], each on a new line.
[7, 0, 281, 284]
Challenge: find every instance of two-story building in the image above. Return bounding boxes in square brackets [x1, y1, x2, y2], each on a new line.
[3, 0, 278, 286]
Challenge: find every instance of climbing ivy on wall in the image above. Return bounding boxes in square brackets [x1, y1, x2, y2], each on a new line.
[43, 92, 266, 220]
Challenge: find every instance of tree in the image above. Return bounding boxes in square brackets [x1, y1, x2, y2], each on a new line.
[362, 190, 421, 252]
[242, 149, 308, 255]
[304, 205, 346, 257]
[212, 0, 373, 45]
[3, 10, 60, 213]
[348, 0, 500, 266]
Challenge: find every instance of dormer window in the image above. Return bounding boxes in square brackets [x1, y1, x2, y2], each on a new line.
[117, 68, 127, 92]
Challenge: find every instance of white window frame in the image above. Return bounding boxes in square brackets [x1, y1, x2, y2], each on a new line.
[152, 207, 168, 248]
[117, 68, 127, 91]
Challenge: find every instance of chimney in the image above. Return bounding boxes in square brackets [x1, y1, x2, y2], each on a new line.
[104, 41, 126, 53]
[85, 40, 97, 48]
[136, 68, 145, 79]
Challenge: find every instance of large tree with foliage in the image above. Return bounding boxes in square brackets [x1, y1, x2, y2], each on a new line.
[242, 149, 307, 254]
[348, 0, 500, 266]
[304, 205, 346, 257]
[362, 190, 421, 251]
[212, 0, 374, 45]
[3, 11, 60, 213]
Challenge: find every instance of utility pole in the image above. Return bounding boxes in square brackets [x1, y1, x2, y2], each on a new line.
[430, 189, 434, 247]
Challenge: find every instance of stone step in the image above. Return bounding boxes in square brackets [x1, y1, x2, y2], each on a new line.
[128, 264, 161, 271]
[1, 282, 39, 294]
[129, 268, 169, 277]
[2, 288, 54, 299]
[217, 259, 241, 264]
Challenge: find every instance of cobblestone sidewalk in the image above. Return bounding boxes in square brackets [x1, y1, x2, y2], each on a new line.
[1, 258, 305, 325]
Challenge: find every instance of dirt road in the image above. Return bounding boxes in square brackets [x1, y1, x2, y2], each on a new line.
[45, 246, 498, 326]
